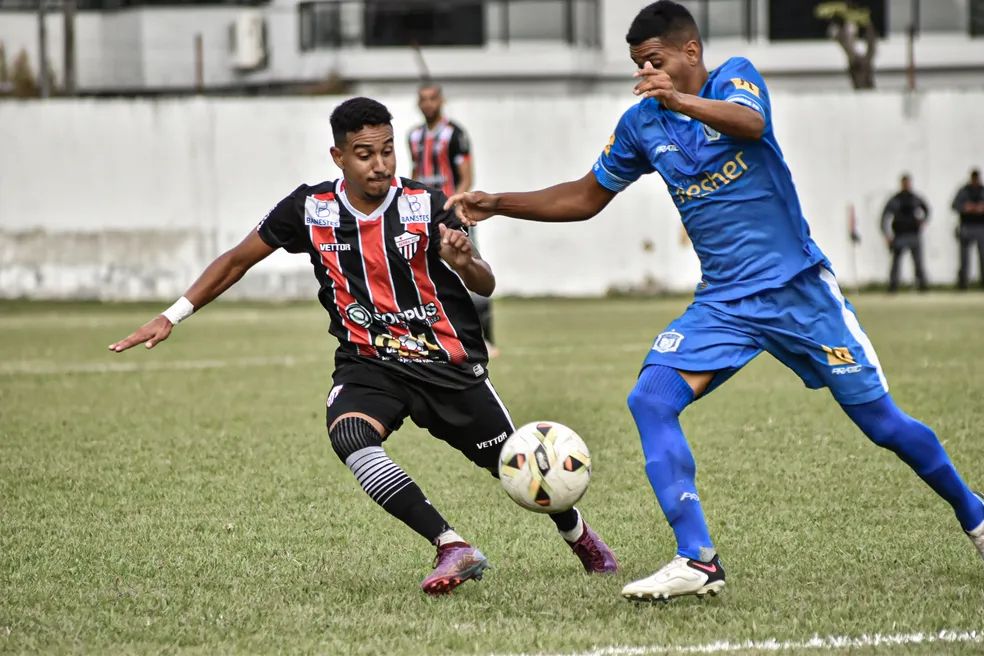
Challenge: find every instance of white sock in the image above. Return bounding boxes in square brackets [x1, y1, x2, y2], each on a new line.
[559, 509, 584, 542]
[435, 529, 466, 547]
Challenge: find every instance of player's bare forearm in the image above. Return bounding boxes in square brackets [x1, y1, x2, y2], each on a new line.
[452, 258, 495, 297]
[183, 231, 275, 310]
[674, 96, 766, 140]
[493, 173, 616, 223]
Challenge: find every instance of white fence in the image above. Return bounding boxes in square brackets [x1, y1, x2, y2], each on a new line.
[1, 91, 981, 300]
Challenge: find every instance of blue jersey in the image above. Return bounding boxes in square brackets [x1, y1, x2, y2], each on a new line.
[592, 57, 827, 301]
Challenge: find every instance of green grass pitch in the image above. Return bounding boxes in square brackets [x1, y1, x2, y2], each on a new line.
[1, 295, 983, 654]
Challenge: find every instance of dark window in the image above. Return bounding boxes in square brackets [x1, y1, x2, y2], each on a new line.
[768, 0, 886, 41]
[362, 0, 484, 47]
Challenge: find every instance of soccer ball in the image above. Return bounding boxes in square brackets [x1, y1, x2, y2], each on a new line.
[497, 421, 592, 513]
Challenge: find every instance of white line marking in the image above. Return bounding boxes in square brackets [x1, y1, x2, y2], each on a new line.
[494, 630, 983, 656]
[0, 344, 645, 376]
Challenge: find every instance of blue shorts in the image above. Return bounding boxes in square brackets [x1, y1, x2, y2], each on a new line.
[643, 265, 889, 406]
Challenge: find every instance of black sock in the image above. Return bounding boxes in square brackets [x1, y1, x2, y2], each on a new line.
[346, 446, 450, 543]
[549, 507, 580, 533]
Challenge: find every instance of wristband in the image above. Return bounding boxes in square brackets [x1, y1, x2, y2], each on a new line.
[161, 296, 195, 325]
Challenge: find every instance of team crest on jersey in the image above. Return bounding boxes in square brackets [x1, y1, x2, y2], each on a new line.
[398, 191, 432, 224]
[702, 123, 722, 142]
[653, 331, 685, 353]
[304, 193, 340, 227]
[395, 231, 422, 260]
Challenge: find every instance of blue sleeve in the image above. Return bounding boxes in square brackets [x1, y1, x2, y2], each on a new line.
[592, 106, 654, 193]
[710, 58, 771, 127]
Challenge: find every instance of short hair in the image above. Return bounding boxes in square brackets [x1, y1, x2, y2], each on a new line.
[418, 82, 442, 95]
[329, 97, 393, 147]
[971, 168, 981, 178]
[626, 1, 701, 47]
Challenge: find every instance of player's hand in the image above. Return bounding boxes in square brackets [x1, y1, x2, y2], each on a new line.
[443, 191, 497, 227]
[438, 223, 474, 270]
[633, 62, 684, 111]
[108, 315, 173, 353]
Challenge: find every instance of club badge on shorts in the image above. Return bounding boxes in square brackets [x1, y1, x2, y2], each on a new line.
[652, 331, 685, 353]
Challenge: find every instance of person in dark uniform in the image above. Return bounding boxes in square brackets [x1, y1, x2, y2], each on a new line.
[409, 84, 499, 357]
[952, 168, 984, 290]
[108, 97, 616, 596]
[881, 174, 929, 292]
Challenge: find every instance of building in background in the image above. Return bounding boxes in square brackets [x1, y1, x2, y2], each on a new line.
[0, 0, 982, 96]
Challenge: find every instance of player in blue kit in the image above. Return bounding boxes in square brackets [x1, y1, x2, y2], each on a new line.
[446, 0, 984, 601]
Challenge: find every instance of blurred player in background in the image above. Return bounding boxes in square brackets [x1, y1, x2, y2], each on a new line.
[881, 174, 929, 293]
[952, 168, 984, 290]
[410, 84, 499, 357]
[447, 0, 984, 602]
[108, 97, 616, 596]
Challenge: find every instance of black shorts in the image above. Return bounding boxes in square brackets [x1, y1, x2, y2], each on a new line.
[326, 364, 516, 471]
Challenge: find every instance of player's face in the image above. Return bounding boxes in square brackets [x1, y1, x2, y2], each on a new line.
[418, 87, 443, 122]
[332, 125, 396, 200]
[972, 173, 981, 187]
[630, 37, 702, 94]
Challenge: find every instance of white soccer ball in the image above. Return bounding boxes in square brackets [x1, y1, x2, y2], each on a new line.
[497, 421, 592, 513]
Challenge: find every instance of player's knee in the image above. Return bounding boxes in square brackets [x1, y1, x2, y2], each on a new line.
[843, 394, 928, 449]
[328, 415, 384, 464]
[627, 365, 695, 420]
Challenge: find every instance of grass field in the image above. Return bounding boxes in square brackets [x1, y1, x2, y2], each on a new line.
[2, 294, 984, 655]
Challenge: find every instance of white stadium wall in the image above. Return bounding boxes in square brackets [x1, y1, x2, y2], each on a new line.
[1, 91, 982, 300]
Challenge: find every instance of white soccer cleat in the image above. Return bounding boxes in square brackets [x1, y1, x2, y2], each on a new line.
[967, 492, 984, 563]
[621, 554, 726, 602]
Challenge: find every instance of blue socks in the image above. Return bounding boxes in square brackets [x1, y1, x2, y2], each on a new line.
[841, 394, 984, 532]
[627, 365, 714, 560]
[628, 366, 984, 562]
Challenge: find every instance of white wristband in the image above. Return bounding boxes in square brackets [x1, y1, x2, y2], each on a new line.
[161, 296, 195, 325]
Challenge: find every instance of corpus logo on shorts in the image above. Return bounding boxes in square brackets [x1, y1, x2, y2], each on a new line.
[327, 385, 343, 407]
[652, 331, 685, 354]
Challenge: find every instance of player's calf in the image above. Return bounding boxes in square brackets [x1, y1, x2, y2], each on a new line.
[329, 415, 453, 543]
[841, 395, 984, 533]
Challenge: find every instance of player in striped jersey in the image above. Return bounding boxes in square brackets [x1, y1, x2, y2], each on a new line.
[108, 97, 617, 596]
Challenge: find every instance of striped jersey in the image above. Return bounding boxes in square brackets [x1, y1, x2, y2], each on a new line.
[408, 119, 470, 197]
[256, 177, 488, 389]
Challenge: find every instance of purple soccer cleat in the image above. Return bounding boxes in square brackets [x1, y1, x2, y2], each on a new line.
[420, 542, 490, 596]
[567, 521, 618, 574]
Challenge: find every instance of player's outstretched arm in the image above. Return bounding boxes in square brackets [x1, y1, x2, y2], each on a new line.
[108, 231, 276, 353]
[438, 223, 495, 297]
[444, 172, 616, 226]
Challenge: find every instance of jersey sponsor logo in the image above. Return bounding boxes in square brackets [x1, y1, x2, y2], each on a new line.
[604, 132, 616, 156]
[345, 302, 441, 328]
[304, 194, 340, 227]
[374, 332, 443, 359]
[673, 151, 749, 206]
[653, 331, 685, 353]
[832, 365, 863, 375]
[395, 231, 422, 260]
[823, 345, 856, 366]
[731, 77, 761, 97]
[326, 385, 343, 407]
[318, 242, 350, 252]
[655, 144, 680, 155]
[476, 431, 508, 450]
[398, 191, 432, 224]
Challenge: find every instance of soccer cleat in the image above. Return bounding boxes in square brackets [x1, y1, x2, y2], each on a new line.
[966, 491, 984, 563]
[420, 542, 490, 596]
[567, 521, 618, 573]
[621, 554, 726, 602]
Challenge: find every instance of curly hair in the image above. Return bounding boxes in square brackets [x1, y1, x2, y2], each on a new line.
[329, 97, 393, 147]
